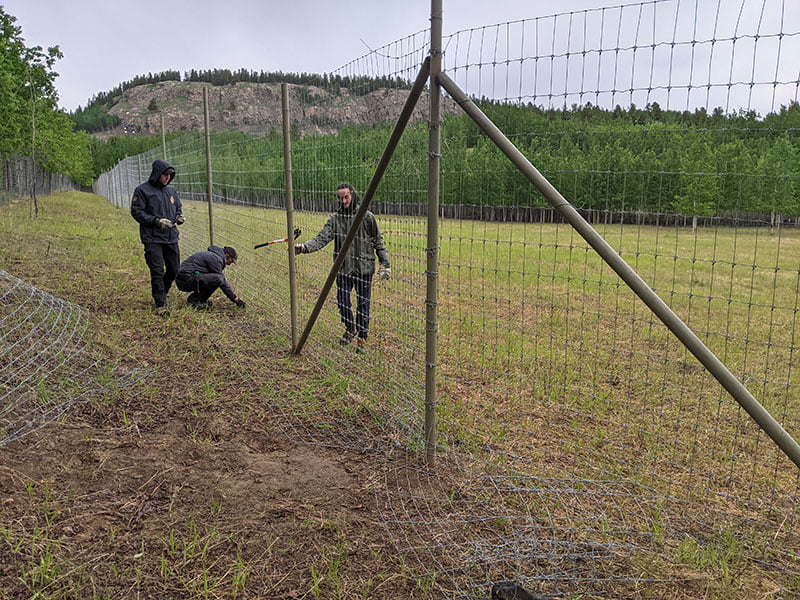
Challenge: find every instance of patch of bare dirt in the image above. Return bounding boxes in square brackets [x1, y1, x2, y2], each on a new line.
[0, 391, 421, 598]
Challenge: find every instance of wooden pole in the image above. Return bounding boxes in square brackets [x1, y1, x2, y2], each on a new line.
[282, 83, 299, 350]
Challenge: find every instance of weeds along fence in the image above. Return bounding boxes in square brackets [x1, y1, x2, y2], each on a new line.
[94, 0, 800, 598]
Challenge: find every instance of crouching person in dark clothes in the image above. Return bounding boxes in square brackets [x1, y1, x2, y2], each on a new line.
[175, 245, 246, 310]
[131, 159, 184, 315]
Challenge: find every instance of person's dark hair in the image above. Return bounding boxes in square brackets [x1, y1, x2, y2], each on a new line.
[223, 245, 238, 263]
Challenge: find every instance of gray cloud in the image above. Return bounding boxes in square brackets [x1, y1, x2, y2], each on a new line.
[5, 0, 627, 111]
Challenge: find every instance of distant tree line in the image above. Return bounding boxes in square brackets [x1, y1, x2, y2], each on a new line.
[74, 70, 182, 112]
[440, 99, 800, 216]
[137, 99, 799, 219]
[183, 68, 412, 96]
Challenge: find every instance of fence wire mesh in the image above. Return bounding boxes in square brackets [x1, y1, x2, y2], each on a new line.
[0, 270, 145, 446]
[2, 156, 79, 205]
[92, 0, 800, 597]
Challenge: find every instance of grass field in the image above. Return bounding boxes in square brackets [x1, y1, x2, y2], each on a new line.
[1, 191, 799, 599]
[0, 192, 430, 599]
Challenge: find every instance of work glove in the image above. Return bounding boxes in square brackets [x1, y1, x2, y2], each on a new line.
[175, 213, 185, 225]
[294, 243, 306, 255]
[234, 298, 246, 309]
[379, 266, 391, 281]
[156, 218, 173, 230]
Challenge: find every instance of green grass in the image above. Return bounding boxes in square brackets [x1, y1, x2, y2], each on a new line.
[2, 191, 799, 599]
[0, 191, 425, 600]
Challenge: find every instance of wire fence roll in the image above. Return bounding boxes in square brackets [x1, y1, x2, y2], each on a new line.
[0, 271, 146, 446]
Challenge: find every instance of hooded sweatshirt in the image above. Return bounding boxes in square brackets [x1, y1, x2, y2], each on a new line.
[177, 245, 237, 301]
[302, 196, 390, 276]
[131, 159, 183, 244]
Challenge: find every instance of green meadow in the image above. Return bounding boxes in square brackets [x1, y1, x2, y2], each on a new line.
[1, 191, 798, 599]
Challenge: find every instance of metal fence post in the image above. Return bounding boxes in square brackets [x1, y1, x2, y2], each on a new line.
[425, 0, 443, 467]
[161, 114, 167, 161]
[123, 156, 129, 208]
[281, 83, 299, 350]
[203, 87, 215, 246]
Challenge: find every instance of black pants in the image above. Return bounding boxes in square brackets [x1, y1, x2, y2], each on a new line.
[143, 242, 180, 308]
[336, 273, 373, 339]
[175, 271, 225, 304]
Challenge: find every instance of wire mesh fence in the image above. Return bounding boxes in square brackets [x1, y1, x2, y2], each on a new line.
[1, 156, 79, 206]
[90, 0, 800, 597]
[0, 270, 146, 447]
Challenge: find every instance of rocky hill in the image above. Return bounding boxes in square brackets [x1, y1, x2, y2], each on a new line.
[101, 80, 454, 138]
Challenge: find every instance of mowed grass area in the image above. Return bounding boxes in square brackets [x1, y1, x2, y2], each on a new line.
[1, 191, 798, 599]
[284, 204, 800, 468]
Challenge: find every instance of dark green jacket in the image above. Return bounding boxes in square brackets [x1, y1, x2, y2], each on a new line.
[303, 203, 390, 276]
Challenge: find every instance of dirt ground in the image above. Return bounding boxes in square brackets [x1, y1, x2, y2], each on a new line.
[0, 194, 431, 599]
[0, 307, 425, 599]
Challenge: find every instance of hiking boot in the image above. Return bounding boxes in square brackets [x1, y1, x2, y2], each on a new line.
[339, 329, 356, 345]
[188, 299, 209, 310]
[154, 306, 170, 317]
[356, 337, 367, 354]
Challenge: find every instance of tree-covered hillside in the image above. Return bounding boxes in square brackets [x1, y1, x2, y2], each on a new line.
[117, 101, 799, 217]
[70, 68, 413, 134]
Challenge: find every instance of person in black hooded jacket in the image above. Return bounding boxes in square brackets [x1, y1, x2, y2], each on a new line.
[131, 159, 184, 314]
[175, 245, 246, 310]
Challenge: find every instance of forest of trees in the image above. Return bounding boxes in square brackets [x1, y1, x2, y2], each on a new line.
[124, 100, 799, 218]
[65, 95, 800, 217]
[183, 68, 411, 96]
[442, 100, 800, 215]
[0, 7, 93, 186]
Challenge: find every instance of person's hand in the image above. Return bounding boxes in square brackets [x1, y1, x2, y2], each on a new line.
[234, 298, 246, 309]
[294, 243, 306, 255]
[156, 218, 173, 230]
[379, 266, 391, 281]
[175, 213, 185, 225]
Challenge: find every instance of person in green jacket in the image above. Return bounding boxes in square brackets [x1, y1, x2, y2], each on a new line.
[295, 183, 390, 353]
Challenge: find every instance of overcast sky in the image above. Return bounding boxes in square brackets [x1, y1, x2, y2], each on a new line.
[6, 0, 642, 112]
[4, 0, 798, 114]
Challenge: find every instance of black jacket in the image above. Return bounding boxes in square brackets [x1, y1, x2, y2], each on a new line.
[131, 160, 183, 244]
[177, 246, 236, 301]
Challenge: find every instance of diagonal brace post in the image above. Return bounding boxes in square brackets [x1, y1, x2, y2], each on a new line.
[292, 57, 431, 355]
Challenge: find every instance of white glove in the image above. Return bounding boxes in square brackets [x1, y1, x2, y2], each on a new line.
[294, 243, 306, 255]
[157, 218, 174, 230]
[379, 266, 391, 281]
